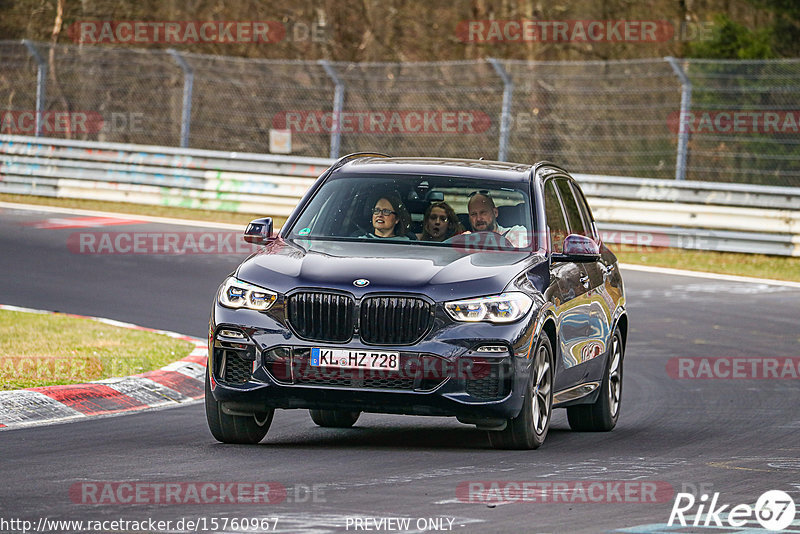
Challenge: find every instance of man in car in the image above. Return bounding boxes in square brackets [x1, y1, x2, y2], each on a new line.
[467, 192, 529, 247]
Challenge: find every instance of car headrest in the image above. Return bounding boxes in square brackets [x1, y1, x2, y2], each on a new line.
[497, 202, 526, 228]
[404, 199, 428, 216]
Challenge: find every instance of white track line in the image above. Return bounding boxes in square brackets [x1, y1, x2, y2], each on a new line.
[0, 201, 244, 230]
[619, 263, 800, 289]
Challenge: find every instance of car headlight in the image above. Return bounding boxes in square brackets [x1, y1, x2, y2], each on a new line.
[218, 277, 277, 311]
[444, 292, 533, 323]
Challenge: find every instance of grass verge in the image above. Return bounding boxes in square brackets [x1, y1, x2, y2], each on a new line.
[2, 194, 798, 282]
[613, 246, 800, 282]
[0, 309, 194, 390]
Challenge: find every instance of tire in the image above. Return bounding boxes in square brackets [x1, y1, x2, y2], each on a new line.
[309, 409, 361, 428]
[488, 334, 554, 450]
[205, 371, 273, 444]
[567, 327, 624, 432]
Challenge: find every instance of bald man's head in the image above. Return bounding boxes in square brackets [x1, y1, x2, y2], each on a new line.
[467, 193, 498, 232]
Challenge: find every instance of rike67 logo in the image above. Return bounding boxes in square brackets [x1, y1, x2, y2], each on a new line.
[669, 490, 796, 531]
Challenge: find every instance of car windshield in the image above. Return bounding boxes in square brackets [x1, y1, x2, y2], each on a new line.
[286, 173, 534, 250]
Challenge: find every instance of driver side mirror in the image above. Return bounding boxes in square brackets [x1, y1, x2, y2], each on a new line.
[243, 217, 274, 245]
[552, 233, 600, 262]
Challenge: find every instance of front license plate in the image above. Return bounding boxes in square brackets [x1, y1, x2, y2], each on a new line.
[310, 348, 400, 371]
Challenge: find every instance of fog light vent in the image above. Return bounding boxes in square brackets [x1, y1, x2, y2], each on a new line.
[475, 345, 508, 353]
[219, 329, 246, 339]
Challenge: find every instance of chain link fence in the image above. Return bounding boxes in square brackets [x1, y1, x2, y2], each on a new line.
[2, 41, 799, 186]
[683, 59, 800, 186]
[503, 59, 683, 179]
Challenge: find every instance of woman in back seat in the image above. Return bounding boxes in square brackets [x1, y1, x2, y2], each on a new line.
[417, 202, 465, 242]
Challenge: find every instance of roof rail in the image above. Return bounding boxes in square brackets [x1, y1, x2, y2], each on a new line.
[532, 160, 569, 174]
[328, 152, 391, 172]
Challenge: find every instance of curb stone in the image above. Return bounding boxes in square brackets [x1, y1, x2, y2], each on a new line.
[0, 304, 207, 430]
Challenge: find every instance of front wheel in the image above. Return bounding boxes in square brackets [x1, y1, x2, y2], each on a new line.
[205, 371, 273, 444]
[309, 409, 361, 428]
[567, 327, 624, 432]
[488, 334, 553, 450]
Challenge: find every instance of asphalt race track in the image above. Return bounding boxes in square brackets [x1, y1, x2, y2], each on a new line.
[1, 204, 799, 534]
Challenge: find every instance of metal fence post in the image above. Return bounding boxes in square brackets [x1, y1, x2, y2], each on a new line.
[666, 56, 692, 181]
[22, 40, 46, 137]
[167, 49, 194, 148]
[319, 60, 344, 159]
[488, 58, 513, 162]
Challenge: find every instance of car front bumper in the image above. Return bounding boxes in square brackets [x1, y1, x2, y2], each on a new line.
[208, 301, 540, 422]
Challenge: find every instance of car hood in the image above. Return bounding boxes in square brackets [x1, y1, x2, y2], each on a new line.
[235, 238, 542, 301]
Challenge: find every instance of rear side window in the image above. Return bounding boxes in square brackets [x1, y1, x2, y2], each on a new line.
[555, 179, 590, 237]
[569, 181, 598, 241]
[544, 180, 569, 253]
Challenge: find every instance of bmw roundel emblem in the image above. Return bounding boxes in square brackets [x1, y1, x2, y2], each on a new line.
[353, 278, 370, 287]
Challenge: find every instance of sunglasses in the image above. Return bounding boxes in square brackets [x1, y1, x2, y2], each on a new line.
[468, 190, 492, 198]
[372, 208, 397, 216]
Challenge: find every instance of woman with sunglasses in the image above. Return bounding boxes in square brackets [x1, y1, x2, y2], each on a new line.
[417, 201, 465, 242]
[360, 194, 411, 240]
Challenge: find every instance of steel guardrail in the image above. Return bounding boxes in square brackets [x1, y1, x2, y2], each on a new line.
[574, 174, 800, 211]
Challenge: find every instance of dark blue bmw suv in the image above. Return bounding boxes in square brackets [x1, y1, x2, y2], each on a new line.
[206, 154, 628, 449]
